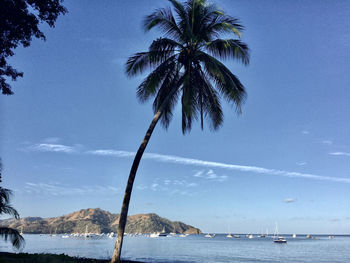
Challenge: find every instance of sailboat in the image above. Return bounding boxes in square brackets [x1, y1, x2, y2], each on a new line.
[273, 223, 287, 243]
[259, 228, 266, 238]
[226, 226, 233, 238]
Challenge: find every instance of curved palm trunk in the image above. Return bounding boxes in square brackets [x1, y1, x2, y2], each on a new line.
[111, 109, 163, 263]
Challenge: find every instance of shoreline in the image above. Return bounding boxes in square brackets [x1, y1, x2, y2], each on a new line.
[0, 252, 144, 263]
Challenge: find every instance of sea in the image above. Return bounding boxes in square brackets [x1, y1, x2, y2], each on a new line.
[1, 234, 349, 263]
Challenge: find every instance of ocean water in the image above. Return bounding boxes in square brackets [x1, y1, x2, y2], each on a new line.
[1, 234, 349, 263]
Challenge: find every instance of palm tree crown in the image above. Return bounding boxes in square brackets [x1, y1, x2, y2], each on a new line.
[0, 159, 25, 249]
[126, 0, 249, 133]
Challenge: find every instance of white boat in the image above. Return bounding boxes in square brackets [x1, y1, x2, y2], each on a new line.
[158, 227, 168, 237]
[62, 234, 70, 238]
[306, 234, 312, 239]
[226, 233, 233, 238]
[205, 233, 215, 238]
[150, 232, 160, 238]
[273, 223, 287, 244]
[107, 232, 116, 238]
[248, 234, 254, 239]
[292, 233, 297, 238]
[233, 234, 240, 238]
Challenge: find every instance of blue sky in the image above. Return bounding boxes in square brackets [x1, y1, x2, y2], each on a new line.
[1, 0, 350, 234]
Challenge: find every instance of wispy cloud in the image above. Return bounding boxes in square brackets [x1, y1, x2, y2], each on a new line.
[193, 170, 228, 182]
[296, 162, 307, 166]
[25, 182, 120, 196]
[321, 140, 333, 145]
[329, 152, 350, 157]
[29, 143, 76, 153]
[284, 198, 297, 203]
[302, 130, 310, 135]
[88, 149, 350, 184]
[26, 142, 350, 184]
[136, 178, 197, 196]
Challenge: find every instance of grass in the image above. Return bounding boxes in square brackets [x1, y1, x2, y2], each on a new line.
[0, 252, 143, 263]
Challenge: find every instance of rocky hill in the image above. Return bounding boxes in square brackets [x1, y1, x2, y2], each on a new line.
[0, 208, 201, 234]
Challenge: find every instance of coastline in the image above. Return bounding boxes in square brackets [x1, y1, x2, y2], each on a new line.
[0, 252, 144, 263]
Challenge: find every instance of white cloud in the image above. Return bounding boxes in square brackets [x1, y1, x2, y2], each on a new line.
[29, 143, 76, 153]
[25, 182, 120, 196]
[329, 152, 350, 157]
[192, 169, 227, 182]
[136, 184, 148, 190]
[86, 150, 134, 157]
[302, 130, 310, 135]
[284, 198, 297, 203]
[322, 140, 333, 145]
[26, 142, 350, 184]
[296, 162, 307, 166]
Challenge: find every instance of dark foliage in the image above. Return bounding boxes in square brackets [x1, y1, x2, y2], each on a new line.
[0, 159, 25, 249]
[0, 252, 144, 263]
[126, 0, 250, 133]
[0, 0, 67, 95]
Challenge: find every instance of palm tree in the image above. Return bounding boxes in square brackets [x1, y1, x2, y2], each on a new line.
[111, 0, 249, 262]
[0, 159, 25, 249]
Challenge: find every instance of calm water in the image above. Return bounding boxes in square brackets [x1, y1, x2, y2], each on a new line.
[1, 234, 349, 262]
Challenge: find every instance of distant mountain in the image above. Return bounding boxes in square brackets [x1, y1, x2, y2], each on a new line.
[0, 208, 201, 234]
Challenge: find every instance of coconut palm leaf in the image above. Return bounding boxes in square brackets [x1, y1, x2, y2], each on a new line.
[0, 227, 25, 249]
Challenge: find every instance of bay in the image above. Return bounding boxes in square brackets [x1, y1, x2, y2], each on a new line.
[1, 234, 349, 263]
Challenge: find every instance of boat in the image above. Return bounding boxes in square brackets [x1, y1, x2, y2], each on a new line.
[158, 227, 168, 237]
[150, 232, 160, 238]
[274, 237, 287, 243]
[205, 233, 215, 238]
[292, 233, 297, 238]
[233, 234, 240, 238]
[226, 226, 233, 238]
[329, 235, 335, 239]
[306, 234, 312, 239]
[248, 234, 254, 239]
[107, 232, 116, 238]
[62, 234, 70, 238]
[273, 223, 287, 244]
[259, 228, 266, 238]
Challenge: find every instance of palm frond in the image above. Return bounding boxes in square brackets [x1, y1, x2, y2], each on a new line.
[137, 55, 177, 103]
[205, 39, 249, 64]
[0, 203, 20, 219]
[191, 66, 223, 130]
[0, 227, 25, 250]
[149, 37, 183, 53]
[199, 69, 223, 130]
[181, 67, 198, 133]
[0, 187, 12, 205]
[207, 15, 244, 38]
[143, 7, 182, 41]
[196, 51, 246, 111]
